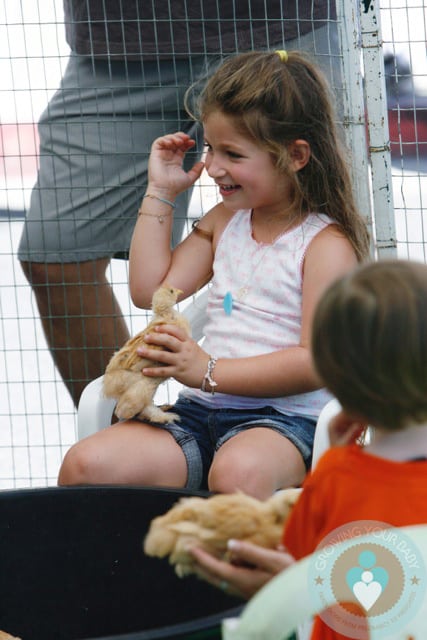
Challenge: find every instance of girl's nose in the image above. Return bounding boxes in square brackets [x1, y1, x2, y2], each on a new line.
[205, 155, 226, 179]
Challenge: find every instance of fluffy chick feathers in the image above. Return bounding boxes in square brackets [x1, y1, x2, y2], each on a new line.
[103, 284, 190, 423]
[144, 488, 301, 577]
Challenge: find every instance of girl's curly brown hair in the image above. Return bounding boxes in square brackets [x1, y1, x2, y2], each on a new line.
[187, 50, 370, 262]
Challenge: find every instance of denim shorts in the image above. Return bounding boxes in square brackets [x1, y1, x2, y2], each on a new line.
[153, 397, 316, 490]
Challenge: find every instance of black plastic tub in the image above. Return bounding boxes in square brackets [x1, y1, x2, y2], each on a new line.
[0, 486, 242, 639]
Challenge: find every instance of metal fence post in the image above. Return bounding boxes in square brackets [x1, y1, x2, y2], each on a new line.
[337, 0, 374, 253]
[360, 0, 397, 257]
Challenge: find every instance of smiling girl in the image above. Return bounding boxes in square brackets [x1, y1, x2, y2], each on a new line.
[58, 50, 370, 497]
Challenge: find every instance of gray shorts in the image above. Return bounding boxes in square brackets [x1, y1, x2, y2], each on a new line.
[18, 54, 207, 262]
[18, 24, 339, 264]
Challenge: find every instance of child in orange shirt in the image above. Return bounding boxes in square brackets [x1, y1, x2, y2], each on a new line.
[191, 259, 427, 638]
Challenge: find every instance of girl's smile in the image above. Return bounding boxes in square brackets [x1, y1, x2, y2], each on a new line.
[217, 183, 241, 197]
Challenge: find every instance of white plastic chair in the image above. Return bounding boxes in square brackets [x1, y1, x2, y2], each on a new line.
[222, 524, 427, 640]
[311, 397, 341, 468]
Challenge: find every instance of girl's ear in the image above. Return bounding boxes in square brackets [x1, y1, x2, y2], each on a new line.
[288, 139, 311, 172]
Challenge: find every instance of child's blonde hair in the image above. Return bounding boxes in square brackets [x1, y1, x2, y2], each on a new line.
[188, 50, 370, 262]
[312, 260, 427, 430]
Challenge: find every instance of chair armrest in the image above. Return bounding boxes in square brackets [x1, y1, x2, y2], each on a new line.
[77, 375, 116, 440]
[312, 398, 342, 469]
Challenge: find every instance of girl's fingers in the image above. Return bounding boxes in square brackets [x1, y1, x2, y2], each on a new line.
[137, 326, 185, 353]
[190, 546, 229, 574]
[141, 333, 179, 350]
[152, 324, 189, 339]
[154, 132, 195, 151]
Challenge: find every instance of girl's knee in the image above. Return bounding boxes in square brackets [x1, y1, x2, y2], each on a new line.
[58, 441, 100, 486]
[207, 440, 306, 498]
[208, 454, 273, 499]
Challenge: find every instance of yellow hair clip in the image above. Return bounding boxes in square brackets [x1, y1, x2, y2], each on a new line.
[275, 49, 289, 63]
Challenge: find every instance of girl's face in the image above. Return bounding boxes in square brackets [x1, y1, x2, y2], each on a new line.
[203, 111, 292, 215]
[204, 111, 290, 211]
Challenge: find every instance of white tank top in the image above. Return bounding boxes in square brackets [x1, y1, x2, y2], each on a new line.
[182, 209, 333, 417]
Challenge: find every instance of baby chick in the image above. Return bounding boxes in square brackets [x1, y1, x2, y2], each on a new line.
[103, 284, 190, 423]
[144, 488, 301, 577]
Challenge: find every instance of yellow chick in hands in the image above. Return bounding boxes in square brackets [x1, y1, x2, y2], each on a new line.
[144, 488, 301, 577]
[103, 284, 190, 423]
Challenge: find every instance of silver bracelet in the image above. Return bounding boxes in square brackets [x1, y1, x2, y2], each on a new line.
[144, 193, 177, 209]
[201, 356, 218, 394]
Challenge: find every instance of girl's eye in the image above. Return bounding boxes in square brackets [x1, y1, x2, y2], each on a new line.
[228, 151, 242, 159]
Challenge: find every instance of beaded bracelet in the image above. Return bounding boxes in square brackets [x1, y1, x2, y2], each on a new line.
[201, 356, 218, 394]
[144, 193, 176, 209]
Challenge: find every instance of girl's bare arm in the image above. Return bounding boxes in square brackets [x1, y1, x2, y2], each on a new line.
[129, 132, 212, 307]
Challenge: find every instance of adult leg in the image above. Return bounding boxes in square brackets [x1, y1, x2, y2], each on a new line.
[58, 420, 188, 487]
[20, 258, 129, 406]
[207, 428, 306, 500]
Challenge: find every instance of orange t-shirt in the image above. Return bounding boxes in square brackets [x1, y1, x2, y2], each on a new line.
[282, 444, 427, 640]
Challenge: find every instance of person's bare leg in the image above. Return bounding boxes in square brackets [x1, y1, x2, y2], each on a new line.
[58, 420, 188, 487]
[208, 428, 307, 499]
[20, 258, 130, 406]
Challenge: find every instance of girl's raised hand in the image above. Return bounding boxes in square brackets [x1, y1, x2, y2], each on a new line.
[148, 132, 205, 196]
